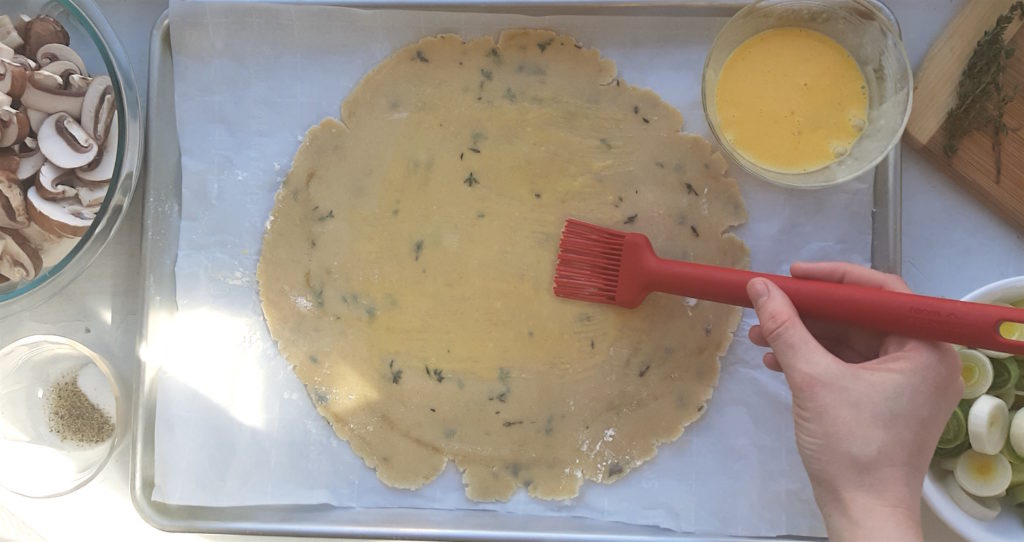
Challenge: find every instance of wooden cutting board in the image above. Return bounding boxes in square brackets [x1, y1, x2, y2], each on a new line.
[905, 0, 1024, 230]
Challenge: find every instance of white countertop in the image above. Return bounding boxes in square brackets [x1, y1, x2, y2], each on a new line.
[0, 0, 1016, 540]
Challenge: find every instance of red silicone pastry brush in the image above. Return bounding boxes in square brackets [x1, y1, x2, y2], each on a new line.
[552, 218, 1024, 356]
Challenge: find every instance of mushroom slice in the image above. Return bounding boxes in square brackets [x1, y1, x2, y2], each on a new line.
[81, 76, 114, 143]
[0, 107, 29, 147]
[76, 137, 116, 183]
[22, 16, 69, 60]
[13, 15, 30, 38]
[26, 108, 46, 134]
[40, 60, 81, 83]
[9, 55, 37, 71]
[37, 113, 96, 169]
[0, 227, 42, 282]
[0, 59, 28, 100]
[0, 92, 10, 109]
[0, 16, 23, 52]
[0, 43, 12, 61]
[0, 149, 18, 173]
[66, 74, 91, 93]
[35, 161, 77, 200]
[26, 185, 91, 238]
[14, 138, 42, 181]
[75, 182, 106, 207]
[20, 71, 86, 117]
[36, 44, 87, 75]
[0, 171, 28, 229]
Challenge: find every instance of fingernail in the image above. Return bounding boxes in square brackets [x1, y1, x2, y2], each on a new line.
[748, 279, 769, 308]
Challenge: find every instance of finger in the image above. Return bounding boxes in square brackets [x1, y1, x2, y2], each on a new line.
[763, 352, 782, 372]
[758, 316, 873, 362]
[880, 334, 934, 357]
[791, 262, 951, 359]
[801, 318, 884, 360]
[816, 337, 876, 364]
[749, 325, 768, 347]
[790, 261, 911, 293]
[747, 278, 835, 376]
[758, 317, 880, 362]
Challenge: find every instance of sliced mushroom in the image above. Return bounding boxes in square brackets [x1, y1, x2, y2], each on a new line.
[0, 149, 17, 173]
[37, 113, 96, 168]
[0, 107, 29, 147]
[0, 227, 42, 281]
[27, 68, 59, 90]
[0, 16, 23, 52]
[26, 185, 91, 238]
[40, 59, 81, 83]
[66, 74, 91, 92]
[9, 54, 36, 71]
[0, 92, 9, 109]
[75, 182, 106, 207]
[20, 71, 85, 117]
[0, 59, 28, 100]
[35, 161, 76, 200]
[22, 16, 68, 60]
[0, 171, 28, 229]
[13, 137, 42, 181]
[26, 108, 45, 134]
[0, 43, 12, 61]
[77, 113, 117, 182]
[13, 15, 30, 39]
[36, 43, 86, 75]
[81, 76, 113, 143]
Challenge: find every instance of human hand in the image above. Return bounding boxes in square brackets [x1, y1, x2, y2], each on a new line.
[746, 262, 962, 542]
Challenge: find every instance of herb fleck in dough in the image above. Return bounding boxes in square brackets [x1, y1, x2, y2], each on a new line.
[258, 29, 748, 501]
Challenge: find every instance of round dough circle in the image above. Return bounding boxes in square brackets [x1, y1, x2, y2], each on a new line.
[258, 29, 749, 501]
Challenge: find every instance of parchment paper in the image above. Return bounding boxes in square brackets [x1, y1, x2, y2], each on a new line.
[154, 1, 875, 536]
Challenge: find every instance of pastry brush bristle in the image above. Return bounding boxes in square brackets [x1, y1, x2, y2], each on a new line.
[552, 219, 625, 304]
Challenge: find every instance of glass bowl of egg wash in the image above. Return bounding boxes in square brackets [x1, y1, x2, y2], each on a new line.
[702, 0, 912, 188]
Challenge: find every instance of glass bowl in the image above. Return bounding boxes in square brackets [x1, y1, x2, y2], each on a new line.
[701, 0, 911, 189]
[923, 276, 1024, 542]
[0, 335, 124, 498]
[0, 0, 142, 313]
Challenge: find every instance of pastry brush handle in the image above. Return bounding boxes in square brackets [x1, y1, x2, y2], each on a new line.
[646, 258, 1024, 355]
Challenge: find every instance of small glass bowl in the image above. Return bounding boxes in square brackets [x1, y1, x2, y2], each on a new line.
[0, 335, 124, 498]
[0, 0, 143, 313]
[701, 0, 912, 189]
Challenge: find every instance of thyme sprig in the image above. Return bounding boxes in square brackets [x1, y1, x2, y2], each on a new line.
[943, 1, 1024, 184]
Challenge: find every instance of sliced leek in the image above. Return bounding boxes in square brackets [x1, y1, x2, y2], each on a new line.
[935, 439, 970, 458]
[1011, 484, 1024, 507]
[961, 349, 994, 400]
[1017, 358, 1024, 394]
[997, 386, 1018, 409]
[937, 455, 960, 471]
[939, 406, 968, 449]
[1013, 462, 1024, 487]
[969, 395, 1010, 454]
[943, 473, 1002, 520]
[955, 450, 1013, 497]
[1012, 408, 1024, 457]
[1003, 436, 1024, 464]
[990, 357, 1021, 395]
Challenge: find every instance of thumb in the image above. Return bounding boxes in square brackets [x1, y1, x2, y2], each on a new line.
[747, 278, 833, 377]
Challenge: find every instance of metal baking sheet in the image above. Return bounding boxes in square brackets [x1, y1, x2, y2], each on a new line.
[132, 2, 902, 539]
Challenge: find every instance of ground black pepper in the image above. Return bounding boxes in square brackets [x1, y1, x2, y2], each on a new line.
[46, 371, 114, 446]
